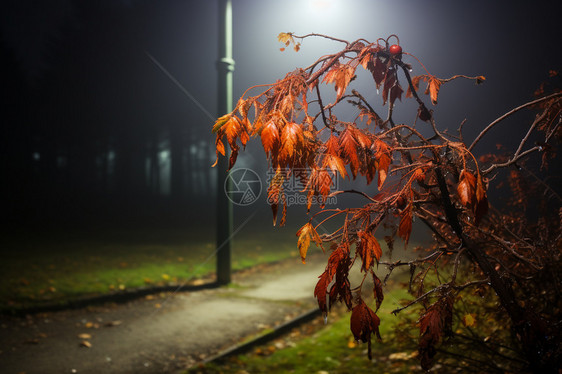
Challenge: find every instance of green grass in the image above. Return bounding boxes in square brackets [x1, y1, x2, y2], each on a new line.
[190, 278, 423, 374]
[0, 227, 301, 311]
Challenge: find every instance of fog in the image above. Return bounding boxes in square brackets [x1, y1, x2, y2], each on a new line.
[1, 0, 560, 236]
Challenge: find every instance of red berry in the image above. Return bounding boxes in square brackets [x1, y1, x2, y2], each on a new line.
[389, 44, 402, 56]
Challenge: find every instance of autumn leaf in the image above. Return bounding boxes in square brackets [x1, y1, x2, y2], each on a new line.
[280, 122, 304, 165]
[314, 270, 332, 314]
[374, 140, 391, 189]
[339, 127, 360, 178]
[372, 272, 384, 312]
[427, 77, 443, 105]
[357, 230, 382, 271]
[267, 168, 285, 225]
[366, 56, 386, 88]
[212, 113, 231, 133]
[260, 119, 280, 158]
[382, 69, 403, 106]
[296, 222, 322, 263]
[323, 64, 356, 101]
[462, 313, 476, 327]
[418, 294, 454, 370]
[398, 205, 413, 244]
[350, 299, 381, 360]
[406, 75, 423, 98]
[278, 32, 294, 46]
[457, 169, 476, 207]
[323, 154, 348, 179]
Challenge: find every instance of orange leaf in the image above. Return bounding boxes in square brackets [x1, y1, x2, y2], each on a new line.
[357, 231, 382, 271]
[260, 120, 280, 157]
[296, 222, 313, 263]
[323, 154, 348, 179]
[323, 63, 356, 101]
[339, 127, 360, 179]
[280, 122, 304, 165]
[457, 170, 476, 207]
[398, 206, 413, 244]
[427, 77, 442, 105]
[406, 75, 423, 98]
[267, 169, 284, 225]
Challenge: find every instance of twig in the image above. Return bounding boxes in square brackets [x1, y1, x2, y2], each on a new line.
[468, 92, 562, 152]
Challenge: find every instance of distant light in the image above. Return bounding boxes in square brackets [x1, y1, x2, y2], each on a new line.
[159, 150, 170, 161]
[32, 152, 40, 161]
[309, 0, 335, 10]
[306, 0, 340, 26]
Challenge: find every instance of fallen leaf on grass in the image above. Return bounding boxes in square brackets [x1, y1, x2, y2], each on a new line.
[462, 313, 476, 327]
[104, 320, 122, 327]
[190, 279, 205, 286]
[80, 340, 92, 348]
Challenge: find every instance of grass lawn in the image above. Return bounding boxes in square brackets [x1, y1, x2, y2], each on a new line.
[0, 225, 301, 311]
[188, 280, 424, 374]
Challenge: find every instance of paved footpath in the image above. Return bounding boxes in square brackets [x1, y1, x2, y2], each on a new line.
[0, 255, 328, 374]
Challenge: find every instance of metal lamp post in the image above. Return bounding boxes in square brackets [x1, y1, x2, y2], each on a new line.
[216, 0, 234, 285]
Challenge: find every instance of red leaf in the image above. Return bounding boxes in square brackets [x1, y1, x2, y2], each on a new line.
[457, 169, 476, 207]
[372, 272, 384, 312]
[314, 270, 331, 314]
[267, 169, 284, 225]
[382, 69, 402, 106]
[350, 299, 381, 360]
[357, 231, 382, 272]
[367, 56, 386, 88]
[374, 140, 391, 189]
[418, 294, 454, 370]
[339, 127, 360, 179]
[398, 205, 413, 244]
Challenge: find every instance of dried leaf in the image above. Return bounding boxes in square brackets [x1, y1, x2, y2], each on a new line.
[372, 272, 384, 312]
[296, 223, 312, 263]
[280, 122, 304, 165]
[339, 127, 360, 179]
[462, 314, 476, 327]
[350, 299, 381, 360]
[427, 77, 442, 105]
[418, 294, 454, 370]
[398, 205, 413, 244]
[357, 231, 382, 271]
[80, 340, 92, 348]
[457, 170, 476, 207]
[260, 120, 280, 157]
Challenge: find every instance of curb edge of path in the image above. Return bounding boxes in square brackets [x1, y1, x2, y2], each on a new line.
[199, 307, 322, 366]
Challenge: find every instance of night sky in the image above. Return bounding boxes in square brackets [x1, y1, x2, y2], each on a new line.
[1, 0, 560, 230]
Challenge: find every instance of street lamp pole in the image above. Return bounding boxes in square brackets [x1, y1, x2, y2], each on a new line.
[216, 0, 234, 285]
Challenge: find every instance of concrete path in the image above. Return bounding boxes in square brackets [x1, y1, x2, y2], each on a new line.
[0, 255, 327, 374]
